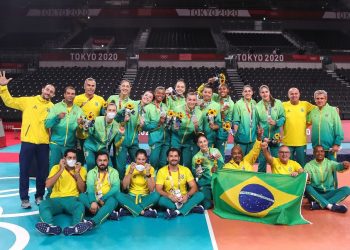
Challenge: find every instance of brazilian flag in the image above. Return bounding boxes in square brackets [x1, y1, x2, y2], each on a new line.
[212, 169, 310, 225]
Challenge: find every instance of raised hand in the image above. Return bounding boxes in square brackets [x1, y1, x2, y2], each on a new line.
[257, 126, 264, 141]
[0, 71, 13, 86]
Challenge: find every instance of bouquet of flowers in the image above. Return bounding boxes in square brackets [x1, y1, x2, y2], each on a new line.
[270, 132, 282, 145]
[80, 112, 95, 131]
[103, 101, 109, 109]
[125, 102, 135, 117]
[223, 121, 235, 135]
[174, 112, 184, 129]
[165, 110, 175, 128]
[207, 109, 217, 124]
[195, 158, 204, 181]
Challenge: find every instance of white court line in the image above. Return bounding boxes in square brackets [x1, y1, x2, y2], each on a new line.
[204, 210, 218, 250]
[0, 210, 39, 218]
[0, 222, 30, 250]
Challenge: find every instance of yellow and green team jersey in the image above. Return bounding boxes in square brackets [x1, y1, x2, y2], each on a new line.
[156, 165, 194, 195]
[223, 140, 261, 171]
[74, 93, 105, 118]
[49, 165, 87, 198]
[271, 158, 302, 175]
[125, 165, 155, 195]
[282, 101, 315, 146]
[95, 172, 111, 196]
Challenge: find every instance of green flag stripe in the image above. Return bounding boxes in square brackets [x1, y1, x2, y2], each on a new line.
[239, 191, 274, 203]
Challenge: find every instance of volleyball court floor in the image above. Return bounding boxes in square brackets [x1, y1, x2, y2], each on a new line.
[0, 133, 350, 250]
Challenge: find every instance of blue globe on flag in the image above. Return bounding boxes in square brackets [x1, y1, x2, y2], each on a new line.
[239, 184, 275, 213]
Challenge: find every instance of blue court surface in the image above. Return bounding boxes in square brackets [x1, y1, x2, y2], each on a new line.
[0, 158, 215, 250]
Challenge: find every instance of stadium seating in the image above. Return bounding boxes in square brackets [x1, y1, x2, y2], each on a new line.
[0, 32, 66, 50]
[290, 30, 350, 51]
[146, 28, 216, 52]
[65, 28, 139, 49]
[224, 33, 297, 54]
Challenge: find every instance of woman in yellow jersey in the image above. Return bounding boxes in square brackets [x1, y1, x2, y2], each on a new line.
[116, 149, 160, 217]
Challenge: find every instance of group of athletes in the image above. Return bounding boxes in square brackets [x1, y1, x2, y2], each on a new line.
[0, 70, 349, 236]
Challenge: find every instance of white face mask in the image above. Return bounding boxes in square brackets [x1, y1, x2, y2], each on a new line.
[106, 112, 116, 119]
[66, 159, 76, 167]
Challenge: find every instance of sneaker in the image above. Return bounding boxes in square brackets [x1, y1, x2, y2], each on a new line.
[310, 201, 322, 210]
[143, 208, 157, 218]
[331, 204, 348, 213]
[63, 222, 91, 236]
[83, 220, 95, 231]
[35, 197, 43, 206]
[119, 207, 132, 217]
[35, 222, 62, 235]
[21, 200, 31, 209]
[108, 210, 120, 220]
[190, 205, 205, 214]
[164, 209, 178, 219]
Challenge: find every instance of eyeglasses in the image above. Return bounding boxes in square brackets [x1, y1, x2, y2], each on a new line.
[278, 151, 290, 154]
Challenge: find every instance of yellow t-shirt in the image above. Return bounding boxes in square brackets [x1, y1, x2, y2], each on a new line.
[49, 165, 87, 198]
[282, 101, 315, 146]
[224, 140, 261, 171]
[156, 165, 194, 195]
[125, 165, 155, 195]
[74, 93, 105, 118]
[95, 172, 111, 196]
[271, 158, 302, 175]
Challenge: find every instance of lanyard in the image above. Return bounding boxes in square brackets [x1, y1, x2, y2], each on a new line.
[104, 119, 114, 150]
[168, 166, 181, 191]
[220, 98, 227, 120]
[118, 96, 129, 110]
[244, 99, 253, 128]
[264, 102, 272, 117]
[65, 167, 77, 181]
[96, 171, 110, 194]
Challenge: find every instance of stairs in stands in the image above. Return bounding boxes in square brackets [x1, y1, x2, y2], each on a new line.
[133, 28, 150, 52]
[227, 68, 244, 98]
[326, 69, 350, 88]
[122, 68, 137, 84]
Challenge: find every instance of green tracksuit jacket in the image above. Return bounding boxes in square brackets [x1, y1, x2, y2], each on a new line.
[143, 102, 170, 146]
[212, 93, 235, 140]
[307, 104, 344, 150]
[83, 116, 124, 152]
[255, 99, 285, 140]
[199, 100, 222, 146]
[86, 166, 120, 204]
[45, 101, 84, 147]
[233, 98, 258, 144]
[171, 105, 203, 146]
